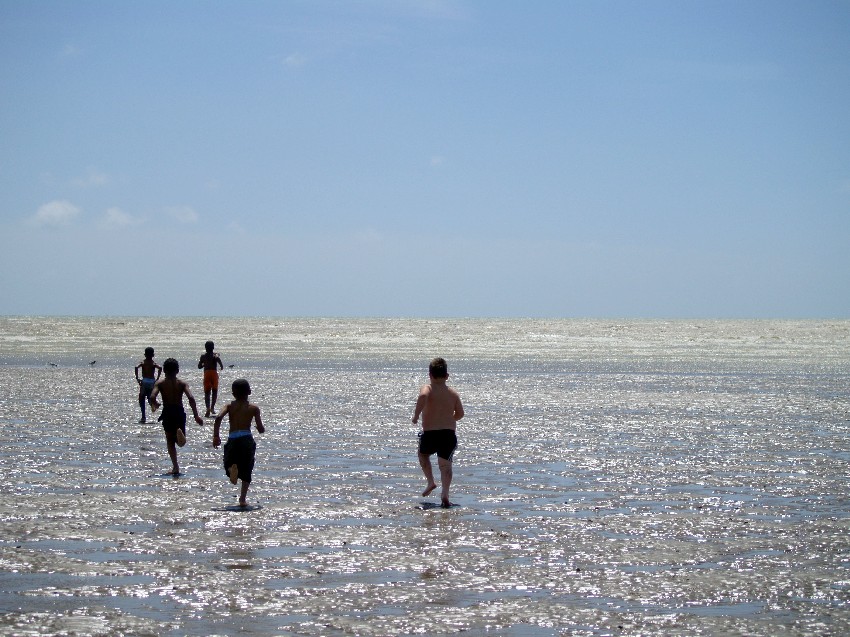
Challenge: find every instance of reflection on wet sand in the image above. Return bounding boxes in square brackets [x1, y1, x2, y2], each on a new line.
[0, 318, 849, 635]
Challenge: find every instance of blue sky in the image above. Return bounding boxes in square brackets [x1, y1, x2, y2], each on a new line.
[1, 0, 848, 318]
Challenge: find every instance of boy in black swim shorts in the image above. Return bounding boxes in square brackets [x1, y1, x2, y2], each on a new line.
[148, 358, 204, 476]
[412, 357, 465, 508]
[213, 379, 265, 507]
[418, 429, 457, 462]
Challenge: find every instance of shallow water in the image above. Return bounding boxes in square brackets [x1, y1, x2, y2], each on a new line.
[0, 317, 849, 636]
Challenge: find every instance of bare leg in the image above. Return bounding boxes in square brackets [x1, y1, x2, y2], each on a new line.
[229, 464, 239, 485]
[210, 388, 218, 415]
[239, 480, 249, 507]
[438, 457, 453, 507]
[138, 390, 146, 423]
[418, 452, 437, 496]
[204, 391, 211, 417]
[165, 431, 179, 475]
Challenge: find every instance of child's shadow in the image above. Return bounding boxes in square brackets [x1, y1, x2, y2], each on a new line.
[212, 504, 263, 512]
[417, 501, 458, 510]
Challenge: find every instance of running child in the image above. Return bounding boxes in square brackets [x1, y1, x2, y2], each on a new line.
[213, 379, 265, 508]
[412, 357, 465, 508]
[198, 340, 224, 417]
[134, 347, 162, 423]
[149, 358, 204, 476]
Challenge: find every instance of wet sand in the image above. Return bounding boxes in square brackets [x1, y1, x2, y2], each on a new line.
[0, 318, 848, 635]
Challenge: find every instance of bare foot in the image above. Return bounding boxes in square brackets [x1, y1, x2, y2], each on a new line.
[229, 464, 239, 485]
[176, 428, 186, 447]
[205, 408, 211, 417]
[171, 467, 180, 476]
[422, 483, 438, 497]
[238, 500, 248, 508]
[441, 499, 453, 508]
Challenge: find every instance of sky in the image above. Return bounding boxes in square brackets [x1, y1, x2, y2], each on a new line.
[1, 0, 848, 318]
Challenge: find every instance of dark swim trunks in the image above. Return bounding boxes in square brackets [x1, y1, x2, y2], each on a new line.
[418, 429, 457, 461]
[158, 404, 186, 436]
[223, 434, 256, 483]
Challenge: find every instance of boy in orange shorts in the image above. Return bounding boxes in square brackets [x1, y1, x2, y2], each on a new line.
[198, 340, 224, 417]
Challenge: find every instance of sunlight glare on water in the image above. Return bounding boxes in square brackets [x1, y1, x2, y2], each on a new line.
[0, 317, 848, 636]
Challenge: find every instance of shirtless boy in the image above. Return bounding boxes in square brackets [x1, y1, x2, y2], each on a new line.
[134, 347, 162, 423]
[213, 379, 265, 507]
[412, 357, 465, 508]
[149, 358, 204, 476]
[198, 340, 224, 417]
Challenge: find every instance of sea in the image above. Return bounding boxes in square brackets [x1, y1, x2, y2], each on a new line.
[0, 317, 848, 636]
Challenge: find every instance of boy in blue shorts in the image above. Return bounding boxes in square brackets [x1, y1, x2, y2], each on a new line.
[213, 379, 265, 507]
[412, 357, 465, 508]
[134, 347, 162, 423]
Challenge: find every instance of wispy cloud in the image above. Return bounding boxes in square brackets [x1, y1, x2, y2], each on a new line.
[59, 43, 81, 59]
[104, 207, 142, 226]
[70, 167, 110, 188]
[364, 0, 471, 21]
[655, 59, 783, 83]
[430, 155, 445, 167]
[353, 228, 383, 244]
[166, 205, 200, 223]
[30, 200, 81, 226]
[283, 52, 308, 68]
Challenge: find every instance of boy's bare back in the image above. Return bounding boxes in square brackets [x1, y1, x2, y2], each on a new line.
[153, 377, 191, 406]
[221, 400, 263, 433]
[213, 398, 263, 449]
[137, 359, 160, 379]
[199, 352, 222, 371]
[415, 380, 464, 431]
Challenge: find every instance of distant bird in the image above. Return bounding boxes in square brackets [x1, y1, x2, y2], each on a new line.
[228, 364, 235, 368]
[89, 360, 96, 366]
[48, 363, 58, 367]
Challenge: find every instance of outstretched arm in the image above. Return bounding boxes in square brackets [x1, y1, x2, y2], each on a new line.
[213, 405, 228, 447]
[183, 384, 204, 425]
[148, 383, 161, 412]
[254, 406, 265, 434]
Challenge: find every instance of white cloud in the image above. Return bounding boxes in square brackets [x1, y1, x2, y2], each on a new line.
[283, 53, 308, 68]
[71, 167, 110, 188]
[104, 207, 141, 226]
[166, 205, 199, 223]
[59, 43, 81, 59]
[30, 200, 81, 226]
[430, 155, 445, 167]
